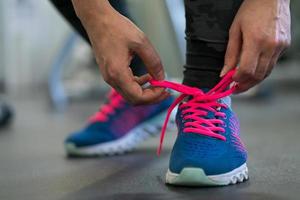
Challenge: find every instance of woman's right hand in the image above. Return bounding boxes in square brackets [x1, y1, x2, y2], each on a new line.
[72, 0, 169, 105]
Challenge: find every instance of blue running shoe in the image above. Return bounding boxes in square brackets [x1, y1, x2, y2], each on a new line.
[65, 89, 175, 156]
[150, 69, 248, 186]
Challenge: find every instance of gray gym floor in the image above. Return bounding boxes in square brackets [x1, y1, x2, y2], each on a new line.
[0, 84, 299, 200]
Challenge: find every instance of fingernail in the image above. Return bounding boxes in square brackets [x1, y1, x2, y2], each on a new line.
[220, 66, 227, 77]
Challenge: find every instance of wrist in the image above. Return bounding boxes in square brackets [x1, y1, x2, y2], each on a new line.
[71, 0, 113, 24]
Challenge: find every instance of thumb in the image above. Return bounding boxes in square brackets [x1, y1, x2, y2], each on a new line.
[133, 35, 165, 80]
[220, 26, 242, 77]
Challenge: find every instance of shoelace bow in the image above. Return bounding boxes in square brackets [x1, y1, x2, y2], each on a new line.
[89, 89, 124, 123]
[150, 69, 237, 155]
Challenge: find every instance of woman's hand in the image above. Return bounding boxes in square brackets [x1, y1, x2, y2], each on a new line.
[221, 0, 291, 93]
[72, 0, 169, 104]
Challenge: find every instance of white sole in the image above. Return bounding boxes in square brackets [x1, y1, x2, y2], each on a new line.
[166, 163, 248, 186]
[65, 110, 175, 156]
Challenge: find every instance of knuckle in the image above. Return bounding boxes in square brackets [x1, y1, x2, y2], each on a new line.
[106, 66, 120, 81]
[135, 34, 148, 47]
[152, 57, 162, 67]
[240, 68, 254, 78]
[266, 39, 279, 48]
[139, 34, 148, 44]
[277, 40, 285, 47]
[130, 33, 148, 51]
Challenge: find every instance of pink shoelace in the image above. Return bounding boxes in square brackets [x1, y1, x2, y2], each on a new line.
[150, 69, 237, 155]
[88, 89, 124, 123]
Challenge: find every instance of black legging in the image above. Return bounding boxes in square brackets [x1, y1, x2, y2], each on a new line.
[50, 0, 243, 88]
[184, 0, 243, 88]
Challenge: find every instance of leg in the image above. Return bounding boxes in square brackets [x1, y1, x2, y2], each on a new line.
[49, 0, 145, 76]
[164, 0, 248, 186]
[183, 0, 243, 88]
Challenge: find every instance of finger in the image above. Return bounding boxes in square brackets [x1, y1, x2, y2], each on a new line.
[129, 67, 151, 86]
[267, 47, 284, 77]
[115, 82, 169, 105]
[126, 84, 169, 105]
[132, 36, 165, 80]
[114, 67, 167, 105]
[134, 73, 152, 85]
[234, 50, 272, 94]
[234, 81, 256, 94]
[233, 40, 260, 84]
[135, 74, 171, 102]
[103, 61, 142, 103]
[140, 88, 170, 105]
[254, 51, 273, 82]
[221, 26, 242, 77]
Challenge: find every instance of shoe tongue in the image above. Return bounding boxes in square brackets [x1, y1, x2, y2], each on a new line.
[220, 96, 231, 108]
[185, 88, 232, 120]
[198, 88, 232, 108]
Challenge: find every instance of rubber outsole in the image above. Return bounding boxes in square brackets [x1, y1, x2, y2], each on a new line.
[166, 163, 248, 186]
[65, 110, 175, 157]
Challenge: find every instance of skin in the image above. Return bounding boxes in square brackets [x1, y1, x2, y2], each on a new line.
[72, 0, 169, 105]
[221, 0, 291, 93]
[72, 0, 291, 104]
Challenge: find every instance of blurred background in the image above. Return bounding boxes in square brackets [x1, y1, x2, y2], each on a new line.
[0, 0, 299, 102]
[0, 0, 299, 199]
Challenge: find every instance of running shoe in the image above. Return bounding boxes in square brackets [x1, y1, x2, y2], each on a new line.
[150, 69, 248, 186]
[65, 89, 175, 156]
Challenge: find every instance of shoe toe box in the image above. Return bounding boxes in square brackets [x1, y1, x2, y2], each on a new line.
[65, 123, 115, 148]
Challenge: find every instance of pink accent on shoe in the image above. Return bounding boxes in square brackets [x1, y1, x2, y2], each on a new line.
[150, 69, 237, 155]
[229, 114, 246, 152]
[88, 89, 125, 123]
[110, 105, 156, 137]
